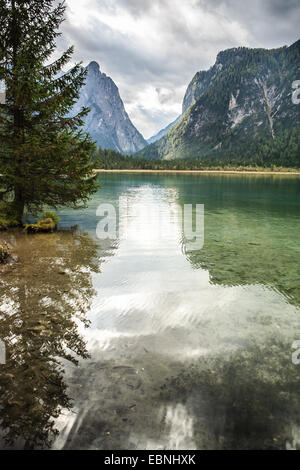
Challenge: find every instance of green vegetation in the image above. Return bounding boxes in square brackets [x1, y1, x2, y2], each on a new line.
[24, 218, 56, 234]
[136, 41, 300, 165]
[0, 203, 20, 230]
[0, 0, 99, 227]
[92, 147, 300, 172]
[24, 211, 60, 233]
[137, 123, 300, 168]
[38, 211, 60, 226]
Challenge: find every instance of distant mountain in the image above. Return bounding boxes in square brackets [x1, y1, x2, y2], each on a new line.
[73, 62, 147, 154]
[136, 40, 300, 166]
[147, 116, 181, 144]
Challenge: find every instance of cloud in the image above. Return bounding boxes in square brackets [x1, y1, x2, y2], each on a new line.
[59, 0, 300, 138]
[198, 0, 300, 46]
[155, 88, 177, 105]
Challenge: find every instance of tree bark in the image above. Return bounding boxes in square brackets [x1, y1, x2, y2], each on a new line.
[13, 186, 25, 223]
[11, 0, 25, 224]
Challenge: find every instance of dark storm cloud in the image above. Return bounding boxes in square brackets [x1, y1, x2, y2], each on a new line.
[266, 0, 300, 16]
[60, 0, 300, 138]
[198, 0, 300, 46]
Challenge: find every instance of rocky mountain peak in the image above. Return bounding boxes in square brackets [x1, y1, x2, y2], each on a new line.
[137, 39, 300, 165]
[87, 61, 100, 73]
[72, 62, 147, 154]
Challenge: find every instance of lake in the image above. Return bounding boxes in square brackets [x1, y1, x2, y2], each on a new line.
[1, 172, 300, 450]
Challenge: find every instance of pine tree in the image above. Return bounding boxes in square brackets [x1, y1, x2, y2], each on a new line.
[0, 0, 98, 225]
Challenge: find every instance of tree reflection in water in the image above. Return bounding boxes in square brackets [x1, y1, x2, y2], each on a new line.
[0, 229, 100, 449]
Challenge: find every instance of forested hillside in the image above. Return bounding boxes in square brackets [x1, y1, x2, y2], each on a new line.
[136, 40, 300, 167]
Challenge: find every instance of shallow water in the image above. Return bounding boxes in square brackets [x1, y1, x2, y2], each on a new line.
[1, 173, 300, 450]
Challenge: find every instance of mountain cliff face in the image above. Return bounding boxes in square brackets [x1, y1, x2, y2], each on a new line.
[137, 40, 300, 165]
[73, 62, 146, 154]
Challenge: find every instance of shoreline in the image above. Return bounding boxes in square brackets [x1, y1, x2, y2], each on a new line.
[93, 169, 300, 175]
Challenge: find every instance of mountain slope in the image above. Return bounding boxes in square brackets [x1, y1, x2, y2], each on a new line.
[147, 115, 181, 144]
[73, 62, 147, 154]
[136, 40, 300, 166]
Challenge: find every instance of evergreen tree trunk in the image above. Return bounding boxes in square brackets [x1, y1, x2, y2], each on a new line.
[11, 0, 24, 223]
[13, 186, 25, 223]
[12, 105, 25, 223]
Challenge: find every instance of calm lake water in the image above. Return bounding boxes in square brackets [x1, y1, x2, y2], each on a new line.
[1, 173, 300, 449]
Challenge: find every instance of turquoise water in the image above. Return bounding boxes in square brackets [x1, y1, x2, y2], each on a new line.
[1, 173, 300, 449]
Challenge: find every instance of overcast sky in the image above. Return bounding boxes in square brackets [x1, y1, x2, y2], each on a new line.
[58, 0, 300, 138]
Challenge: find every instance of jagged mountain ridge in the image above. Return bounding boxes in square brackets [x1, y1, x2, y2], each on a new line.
[73, 61, 147, 154]
[136, 40, 300, 165]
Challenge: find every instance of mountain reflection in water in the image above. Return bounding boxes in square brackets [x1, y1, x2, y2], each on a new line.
[1, 173, 300, 450]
